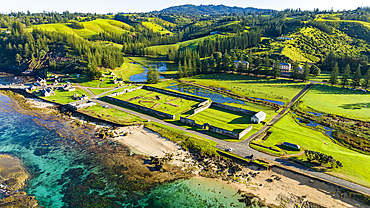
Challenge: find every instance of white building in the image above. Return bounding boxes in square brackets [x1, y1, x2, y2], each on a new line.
[250, 111, 267, 124]
[273, 63, 292, 73]
[36, 77, 47, 86]
[41, 88, 55, 97]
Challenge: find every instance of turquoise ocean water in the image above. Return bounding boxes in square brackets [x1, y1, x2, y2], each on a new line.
[0, 92, 249, 207]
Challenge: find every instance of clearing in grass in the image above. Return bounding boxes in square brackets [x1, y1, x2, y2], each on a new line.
[300, 84, 370, 121]
[37, 88, 90, 104]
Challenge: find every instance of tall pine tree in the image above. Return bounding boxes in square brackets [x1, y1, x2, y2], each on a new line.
[329, 62, 339, 85]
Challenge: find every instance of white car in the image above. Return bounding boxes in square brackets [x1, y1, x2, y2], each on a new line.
[228, 148, 233, 152]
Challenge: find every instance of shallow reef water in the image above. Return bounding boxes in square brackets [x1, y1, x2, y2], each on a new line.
[0, 93, 253, 208]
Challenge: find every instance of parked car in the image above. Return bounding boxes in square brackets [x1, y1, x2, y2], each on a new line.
[228, 148, 233, 152]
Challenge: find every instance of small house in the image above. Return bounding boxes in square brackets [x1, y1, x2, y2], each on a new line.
[114, 78, 124, 84]
[273, 63, 291, 73]
[63, 84, 75, 91]
[235, 61, 249, 69]
[251, 111, 266, 124]
[29, 85, 37, 91]
[277, 37, 294, 41]
[53, 80, 59, 86]
[41, 88, 55, 97]
[282, 142, 300, 150]
[36, 77, 47, 86]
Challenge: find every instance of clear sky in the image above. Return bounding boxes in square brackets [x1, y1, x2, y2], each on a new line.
[1, 0, 369, 14]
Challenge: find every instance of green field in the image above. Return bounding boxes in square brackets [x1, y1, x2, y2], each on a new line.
[28, 19, 132, 39]
[189, 107, 252, 133]
[111, 58, 146, 80]
[183, 73, 306, 102]
[252, 114, 370, 187]
[114, 88, 199, 115]
[300, 84, 370, 121]
[39, 88, 89, 104]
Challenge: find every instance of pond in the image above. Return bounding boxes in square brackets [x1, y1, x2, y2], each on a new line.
[129, 63, 167, 82]
[167, 84, 285, 106]
[296, 117, 334, 138]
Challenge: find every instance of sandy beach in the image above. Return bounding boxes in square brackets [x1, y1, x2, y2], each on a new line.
[110, 125, 370, 208]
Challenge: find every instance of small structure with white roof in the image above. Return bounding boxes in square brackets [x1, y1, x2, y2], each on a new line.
[250, 111, 267, 124]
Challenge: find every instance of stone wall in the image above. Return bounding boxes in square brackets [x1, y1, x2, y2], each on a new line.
[105, 97, 175, 119]
[238, 125, 253, 139]
[198, 100, 210, 107]
[179, 117, 203, 128]
[212, 102, 256, 116]
[108, 86, 143, 97]
[193, 102, 212, 115]
[179, 117, 253, 140]
[143, 86, 207, 102]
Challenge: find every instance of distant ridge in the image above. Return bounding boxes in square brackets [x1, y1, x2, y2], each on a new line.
[154, 4, 275, 15]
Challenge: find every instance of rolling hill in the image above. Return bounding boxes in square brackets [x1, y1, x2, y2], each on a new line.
[154, 4, 275, 15]
[28, 19, 133, 39]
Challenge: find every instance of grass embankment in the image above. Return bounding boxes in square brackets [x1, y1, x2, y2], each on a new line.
[183, 73, 306, 102]
[252, 113, 370, 187]
[111, 58, 146, 81]
[28, 19, 133, 39]
[114, 88, 199, 115]
[300, 84, 370, 121]
[39, 88, 90, 104]
[79, 103, 145, 125]
[145, 123, 217, 156]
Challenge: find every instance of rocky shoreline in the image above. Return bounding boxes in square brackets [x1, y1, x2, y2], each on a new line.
[0, 154, 38, 207]
[1, 90, 370, 207]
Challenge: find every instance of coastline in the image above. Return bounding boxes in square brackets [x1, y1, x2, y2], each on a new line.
[1, 89, 370, 207]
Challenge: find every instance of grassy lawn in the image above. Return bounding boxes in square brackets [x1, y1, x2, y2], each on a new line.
[38, 88, 89, 104]
[300, 84, 370, 121]
[114, 88, 199, 115]
[188, 107, 252, 133]
[79, 103, 145, 125]
[183, 73, 306, 102]
[253, 113, 370, 187]
[89, 88, 112, 96]
[111, 59, 145, 81]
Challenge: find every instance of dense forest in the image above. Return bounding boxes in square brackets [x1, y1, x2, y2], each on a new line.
[1, 5, 370, 81]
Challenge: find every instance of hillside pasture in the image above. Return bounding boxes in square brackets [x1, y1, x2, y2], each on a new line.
[28, 19, 132, 38]
[300, 84, 370, 121]
[145, 34, 218, 55]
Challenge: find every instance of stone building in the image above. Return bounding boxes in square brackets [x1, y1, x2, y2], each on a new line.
[250, 111, 266, 124]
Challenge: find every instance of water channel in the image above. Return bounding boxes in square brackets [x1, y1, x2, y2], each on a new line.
[129, 62, 167, 82]
[167, 84, 285, 106]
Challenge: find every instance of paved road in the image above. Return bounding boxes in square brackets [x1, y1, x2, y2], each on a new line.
[3, 82, 370, 195]
[93, 85, 370, 196]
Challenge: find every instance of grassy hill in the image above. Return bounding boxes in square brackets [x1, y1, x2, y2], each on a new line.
[145, 34, 218, 55]
[142, 22, 173, 35]
[281, 26, 362, 63]
[28, 19, 133, 39]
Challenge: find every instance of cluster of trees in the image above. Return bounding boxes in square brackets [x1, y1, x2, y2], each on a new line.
[305, 150, 343, 168]
[146, 67, 160, 84]
[0, 11, 106, 28]
[340, 7, 370, 22]
[329, 63, 370, 88]
[0, 21, 123, 80]
[321, 50, 369, 73]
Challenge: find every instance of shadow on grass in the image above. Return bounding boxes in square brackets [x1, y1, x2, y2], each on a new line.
[339, 102, 370, 110]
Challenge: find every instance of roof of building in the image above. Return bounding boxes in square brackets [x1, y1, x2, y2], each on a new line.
[282, 142, 300, 149]
[253, 111, 266, 120]
[280, 63, 291, 66]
